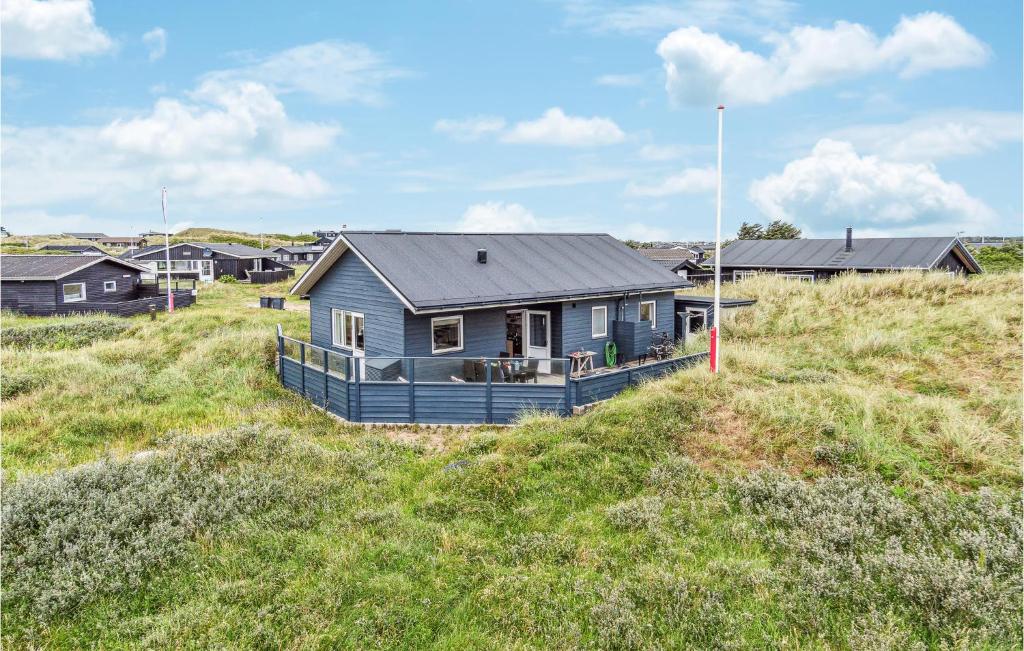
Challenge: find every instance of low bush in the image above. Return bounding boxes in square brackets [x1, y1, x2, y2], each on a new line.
[218, 274, 237, 284]
[2, 319, 131, 350]
[732, 471, 1023, 646]
[1, 426, 333, 620]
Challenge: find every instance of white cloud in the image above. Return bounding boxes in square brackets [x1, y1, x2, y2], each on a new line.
[657, 12, 989, 105]
[501, 107, 625, 146]
[564, 0, 795, 36]
[614, 222, 670, 241]
[143, 27, 166, 61]
[826, 110, 1022, 162]
[625, 166, 716, 196]
[2, 79, 337, 211]
[595, 72, 646, 87]
[434, 115, 506, 141]
[1, 0, 114, 60]
[456, 201, 540, 232]
[202, 40, 406, 105]
[748, 139, 995, 236]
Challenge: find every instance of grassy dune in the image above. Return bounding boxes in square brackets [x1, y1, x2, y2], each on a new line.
[2, 272, 1021, 648]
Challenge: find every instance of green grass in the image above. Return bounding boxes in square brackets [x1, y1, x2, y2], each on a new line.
[2, 271, 1021, 648]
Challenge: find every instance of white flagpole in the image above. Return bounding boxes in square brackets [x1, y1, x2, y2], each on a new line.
[711, 105, 724, 373]
[161, 187, 174, 313]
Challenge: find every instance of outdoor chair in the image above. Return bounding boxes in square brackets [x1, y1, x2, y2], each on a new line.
[473, 360, 487, 382]
[463, 360, 477, 382]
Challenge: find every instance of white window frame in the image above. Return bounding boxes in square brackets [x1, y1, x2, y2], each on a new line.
[733, 270, 758, 281]
[103, 280, 117, 292]
[431, 314, 464, 354]
[591, 305, 608, 338]
[639, 300, 657, 329]
[62, 282, 86, 303]
[331, 309, 350, 349]
[780, 273, 814, 283]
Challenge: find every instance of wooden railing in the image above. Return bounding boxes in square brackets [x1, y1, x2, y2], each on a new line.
[276, 327, 708, 425]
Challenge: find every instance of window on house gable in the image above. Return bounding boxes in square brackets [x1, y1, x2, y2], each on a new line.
[103, 281, 116, 292]
[63, 283, 86, 303]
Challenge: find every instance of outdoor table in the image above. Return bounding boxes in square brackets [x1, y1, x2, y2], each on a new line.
[569, 350, 596, 378]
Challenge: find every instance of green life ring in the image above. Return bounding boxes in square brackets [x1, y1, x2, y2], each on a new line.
[605, 341, 617, 367]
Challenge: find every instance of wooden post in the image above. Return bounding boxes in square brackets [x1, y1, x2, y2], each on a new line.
[408, 359, 416, 423]
[351, 357, 361, 423]
[299, 343, 306, 396]
[276, 325, 284, 385]
[323, 349, 329, 409]
[485, 361, 493, 424]
[563, 360, 572, 416]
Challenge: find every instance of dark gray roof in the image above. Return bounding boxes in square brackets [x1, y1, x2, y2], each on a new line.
[636, 247, 696, 262]
[708, 237, 981, 272]
[122, 244, 165, 259]
[272, 245, 324, 254]
[0, 255, 148, 280]
[293, 231, 693, 311]
[125, 242, 274, 259]
[40, 244, 105, 254]
[675, 296, 757, 309]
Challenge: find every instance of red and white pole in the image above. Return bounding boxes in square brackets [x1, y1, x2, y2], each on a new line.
[711, 105, 724, 373]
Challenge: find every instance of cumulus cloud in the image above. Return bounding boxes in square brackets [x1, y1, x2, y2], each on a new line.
[827, 110, 1022, 162]
[202, 40, 406, 105]
[658, 12, 989, 105]
[143, 27, 166, 61]
[434, 115, 506, 141]
[456, 201, 541, 232]
[748, 139, 995, 236]
[625, 166, 716, 196]
[1, 0, 114, 60]
[3, 78, 338, 211]
[501, 107, 625, 146]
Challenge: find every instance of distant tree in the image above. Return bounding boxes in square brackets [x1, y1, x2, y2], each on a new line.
[622, 239, 655, 249]
[971, 243, 1023, 273]
[762, 220, 802, 240]
[736, 222, 764, 240]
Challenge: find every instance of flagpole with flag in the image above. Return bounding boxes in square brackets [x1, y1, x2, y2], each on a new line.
[711, 105, 724, 373]
[162, 187, 174, 313]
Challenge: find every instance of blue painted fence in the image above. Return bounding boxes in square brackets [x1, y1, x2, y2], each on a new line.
[277, 330, 707, 424]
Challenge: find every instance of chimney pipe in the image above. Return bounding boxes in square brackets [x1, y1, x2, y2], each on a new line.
[845, 227, 853, 252]
[477, 248, 487, 263]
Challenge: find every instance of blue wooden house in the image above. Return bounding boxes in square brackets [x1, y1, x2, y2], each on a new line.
[279, 231, 707, 424]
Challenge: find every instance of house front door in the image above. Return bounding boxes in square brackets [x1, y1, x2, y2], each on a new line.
[525, 310, 551, 374]
[199, 260, 214, 282]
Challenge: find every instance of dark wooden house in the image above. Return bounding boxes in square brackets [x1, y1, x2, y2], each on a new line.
[270, 245, 326, 264]
[0, 254, 194, 316]
[124, 242, 292, 282]
[707, 229, 982, 282]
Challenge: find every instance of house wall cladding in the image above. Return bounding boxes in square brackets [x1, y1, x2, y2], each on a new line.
[60, 261, 140, 304]
[309, 250, 407, 357]
[1, 280, 57, 312]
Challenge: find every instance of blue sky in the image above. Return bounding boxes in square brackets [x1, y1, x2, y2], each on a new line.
[2, 0, 1021, 240]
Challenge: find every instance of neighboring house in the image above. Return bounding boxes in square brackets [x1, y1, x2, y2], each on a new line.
[125, 242, 292, 282]
[40, 244, 106, 255]
[636, 247, 705, 279]
[0, 254, 194, 316]
[707, 229, 982, 282]
[270, 245, 326, 263]
[291, 232, 692, 371]
[62, 232, 107, 241]
[313, 230, 340, 247]
[673, 295, 757, 338]
[97, 236, 147, 249]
